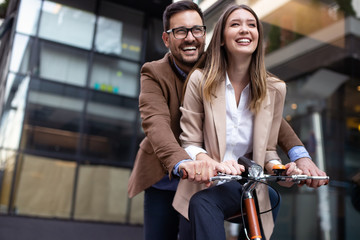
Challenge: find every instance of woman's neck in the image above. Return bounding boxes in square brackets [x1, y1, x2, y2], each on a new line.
[227, 56, 251, 84]
[227, 56, 251, 106]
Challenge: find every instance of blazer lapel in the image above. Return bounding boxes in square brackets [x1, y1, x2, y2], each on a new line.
[253, 89, 272, 166]
[211, 80, 226, 162]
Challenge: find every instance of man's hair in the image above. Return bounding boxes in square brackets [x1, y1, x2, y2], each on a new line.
[162, 0, 204, 32]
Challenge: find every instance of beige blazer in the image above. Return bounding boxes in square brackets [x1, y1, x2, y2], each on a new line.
[173, 69, 286, 240]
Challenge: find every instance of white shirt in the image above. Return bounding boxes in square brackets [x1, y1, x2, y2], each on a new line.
[185, 73, 254, 162]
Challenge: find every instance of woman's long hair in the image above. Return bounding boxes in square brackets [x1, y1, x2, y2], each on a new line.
[202, 4, 268, 113]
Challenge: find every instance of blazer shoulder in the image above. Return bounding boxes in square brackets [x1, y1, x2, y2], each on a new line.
[188, 69, 204, 85]
[141, 53, 173, 78]
[267, 76, 286, 94]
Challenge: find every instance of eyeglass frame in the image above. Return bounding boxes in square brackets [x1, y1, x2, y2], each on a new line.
[166, 25, 206, 39]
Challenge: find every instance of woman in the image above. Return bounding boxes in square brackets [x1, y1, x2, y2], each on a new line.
[173, 4, 300, 240]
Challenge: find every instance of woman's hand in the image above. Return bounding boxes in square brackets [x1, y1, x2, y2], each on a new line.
[178, 154, 244, 187]
[218, 160, 245, 176]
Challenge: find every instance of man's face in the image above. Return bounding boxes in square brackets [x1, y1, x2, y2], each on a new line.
[162, 10, 206, 71]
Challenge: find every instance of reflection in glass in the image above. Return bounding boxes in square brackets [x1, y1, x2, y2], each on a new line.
[95, 17, 123, 55]
[83, 91, 137, 162]
[0, 149, 17, 213]
[39, 1, 95, 50]
[39, 42, 88, 86]
[74, 165, 130, 222]
[9, 34, 32, 74]
[14, 154, 76, 218]
[97, 1, 143, 60]
[90, 54, 140, 97]
[0, 74, 30, 150]
[21, 79, 85, 155]
[16, 0, 41, 35]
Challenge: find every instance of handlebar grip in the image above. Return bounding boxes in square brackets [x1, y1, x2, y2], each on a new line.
[179, 169, 188, 179]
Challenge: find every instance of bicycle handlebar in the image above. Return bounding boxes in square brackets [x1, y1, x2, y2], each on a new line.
[210, 173, 330, 183]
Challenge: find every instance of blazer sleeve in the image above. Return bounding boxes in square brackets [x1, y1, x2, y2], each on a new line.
[265, 80, 287, 163]
[179, 70, 205, 150]
[278, 118, 304, 153]
[139, 62, 190, 174]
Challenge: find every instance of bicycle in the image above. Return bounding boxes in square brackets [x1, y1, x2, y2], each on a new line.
[209, 157, 330, 240]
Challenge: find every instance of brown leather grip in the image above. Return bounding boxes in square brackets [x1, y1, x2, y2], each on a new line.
[244, 197, 262, 239]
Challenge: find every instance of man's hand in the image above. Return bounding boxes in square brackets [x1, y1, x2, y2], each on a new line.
[295, 157, 329, 188]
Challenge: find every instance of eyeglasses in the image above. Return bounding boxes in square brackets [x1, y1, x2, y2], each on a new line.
[166, 25, 206, 39]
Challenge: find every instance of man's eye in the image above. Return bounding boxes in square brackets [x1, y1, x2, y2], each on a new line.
[175, 29, 187, 34]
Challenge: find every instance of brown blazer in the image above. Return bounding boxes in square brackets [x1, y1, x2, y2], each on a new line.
[128, 53, 303, 199]
[173, 69, 287, 240]
[128, 53, 190, 198]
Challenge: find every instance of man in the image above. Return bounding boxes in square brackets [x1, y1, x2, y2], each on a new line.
[127, 1, 327, 240]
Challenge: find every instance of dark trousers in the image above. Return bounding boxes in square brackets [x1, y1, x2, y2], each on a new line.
[188, 181, 280, 240]
[144, 187, 191, 240]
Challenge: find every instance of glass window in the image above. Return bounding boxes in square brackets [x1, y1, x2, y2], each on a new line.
[82, 91, 138, 163]
[16, 0, 41, 36]
[74, 165, 130, 222]
[90, 54, 140, 97]
[21, 79, 85, 155]
[96, 1, 144, 60]
[0, 73, 30, 150]
[95, 16, 123, 56]
[128, 191, 144, 224]
[0, 149, 17, 213]
[9, 34, 33, 74]
[38, 1, 95, 50]
[13, 154, 76, 218]
[39, 41, 89, 86]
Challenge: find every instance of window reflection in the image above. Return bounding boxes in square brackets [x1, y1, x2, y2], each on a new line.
[0, 74, 29, 150]
[14, 154, 76, 218]
[39, 1, 95, 50]
[96, 1, 143, 60]
[83, 91, 137, 162]
[21, 79, 85, 155]
[16, 0, 41, 36]
[9, 34, 32, 74]
[74, 165, 130, 222]
[39, 41, 88, 86]
[0, 149, 17, 213]
[95, 17, 123, 55]
[90, 54, 140, 97]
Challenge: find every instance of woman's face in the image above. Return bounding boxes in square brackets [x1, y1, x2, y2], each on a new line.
[222, 8, 259, 59]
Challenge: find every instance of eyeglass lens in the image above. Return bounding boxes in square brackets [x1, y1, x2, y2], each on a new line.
[174, 26, 205, 39]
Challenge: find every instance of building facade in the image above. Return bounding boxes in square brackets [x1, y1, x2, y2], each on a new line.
[0, 0, 359, 239]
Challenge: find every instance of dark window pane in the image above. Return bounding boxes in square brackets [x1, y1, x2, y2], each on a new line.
[82, 91, 138, 163]
[21, 79, 85, 155]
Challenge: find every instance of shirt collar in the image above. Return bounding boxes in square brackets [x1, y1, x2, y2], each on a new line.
[173, 59, 188, 80]
[225, 72, 250, 90]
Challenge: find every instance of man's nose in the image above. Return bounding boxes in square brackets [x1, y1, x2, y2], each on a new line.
[184, 30, 196, 41]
